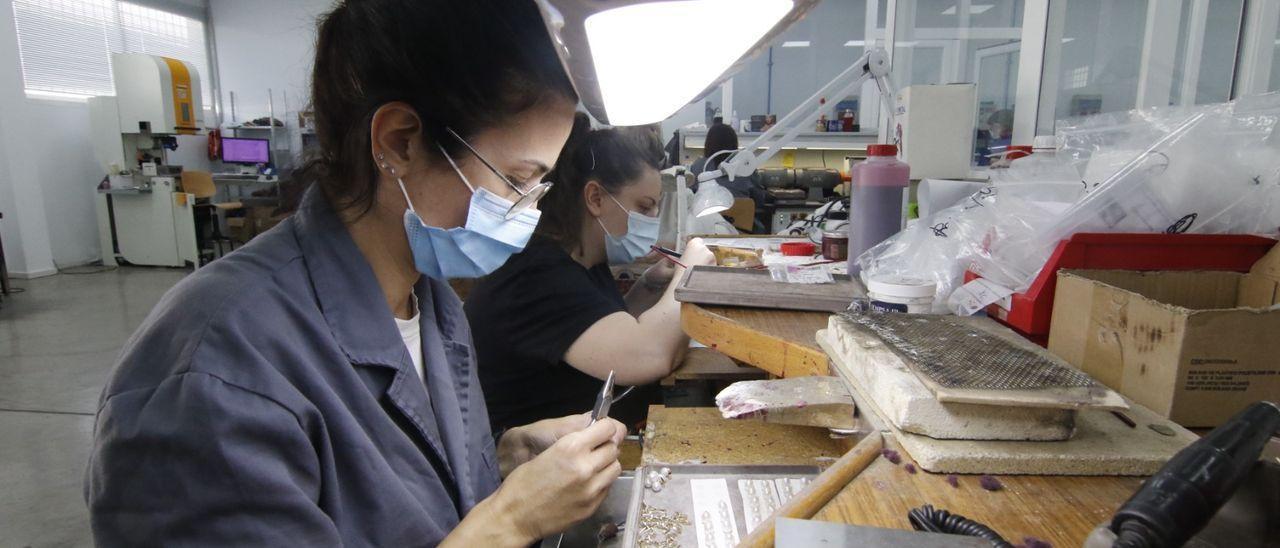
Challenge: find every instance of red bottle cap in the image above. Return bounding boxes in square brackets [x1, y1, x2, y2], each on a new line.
[867, 144, 897, 157]
[780, 242, 817, 256]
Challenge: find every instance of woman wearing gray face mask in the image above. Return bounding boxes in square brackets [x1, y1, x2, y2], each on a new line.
[84, 2, 626, 546]
[465, 113, 717, 435]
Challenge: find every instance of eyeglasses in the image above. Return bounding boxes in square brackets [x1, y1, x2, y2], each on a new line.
[445, 127, 552, 220]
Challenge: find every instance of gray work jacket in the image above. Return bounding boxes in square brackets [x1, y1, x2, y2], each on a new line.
[85, 187, 501, 546]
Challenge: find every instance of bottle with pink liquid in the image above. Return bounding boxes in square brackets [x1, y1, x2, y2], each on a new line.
[848, 144, 910, 276]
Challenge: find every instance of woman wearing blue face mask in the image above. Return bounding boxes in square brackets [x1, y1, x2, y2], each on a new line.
[466, 114, 717, 433]
[84, 2, 626, 546]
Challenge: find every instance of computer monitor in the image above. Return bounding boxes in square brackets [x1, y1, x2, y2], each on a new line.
[221, 137, 270, 165]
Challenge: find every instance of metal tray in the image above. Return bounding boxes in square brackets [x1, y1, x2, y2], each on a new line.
[674, 266, 864, 312]
[619, 464, 820, 548]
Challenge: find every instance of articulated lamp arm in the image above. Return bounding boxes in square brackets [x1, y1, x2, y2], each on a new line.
[699, 47, 898, 184]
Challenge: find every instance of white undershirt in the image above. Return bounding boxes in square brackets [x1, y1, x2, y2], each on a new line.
[395, 294, 424, 380]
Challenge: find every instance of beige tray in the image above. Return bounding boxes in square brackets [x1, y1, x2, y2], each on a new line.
[819, 329, 1197, 475]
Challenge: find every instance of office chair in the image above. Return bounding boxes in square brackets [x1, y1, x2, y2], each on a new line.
[723, 198, 757, 233]
[181, 171, 242, 262]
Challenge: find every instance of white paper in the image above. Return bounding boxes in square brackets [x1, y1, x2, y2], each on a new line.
[947, 277, 1016, 316]
[768, 264, 835, 284]
[690, 478, 741, 548]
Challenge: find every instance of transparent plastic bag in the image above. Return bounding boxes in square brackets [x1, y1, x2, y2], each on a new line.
[1042, 95, 1280, 269]
[859, 93, 1280, 311]
[857, 184, 1073, 312]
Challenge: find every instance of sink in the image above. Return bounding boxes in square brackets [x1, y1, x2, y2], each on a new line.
[539, 474, 634, 548]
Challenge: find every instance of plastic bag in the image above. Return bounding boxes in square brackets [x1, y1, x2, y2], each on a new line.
[856, 183, 1073, 312]
[858, 93, 1280, 313]
[1035, 94, 1280, 278]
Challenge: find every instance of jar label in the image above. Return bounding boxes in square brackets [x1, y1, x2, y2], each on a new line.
[869, 300, 908, 313]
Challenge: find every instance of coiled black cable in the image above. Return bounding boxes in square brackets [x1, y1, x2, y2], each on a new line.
[908, 504, 1014, 548]
[1111, 520, 1157, 548]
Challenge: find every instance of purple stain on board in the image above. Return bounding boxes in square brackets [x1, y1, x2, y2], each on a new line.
[1021, 536, 1053, 548]
[904, 463, 917, 474]
[946, 475, 960, 488]
[881, 449, 902, 465]
[979, 475, 1004, 491]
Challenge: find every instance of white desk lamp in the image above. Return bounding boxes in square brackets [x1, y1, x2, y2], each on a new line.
[534, 0, 819, 126]
[691, 150, 736, 217]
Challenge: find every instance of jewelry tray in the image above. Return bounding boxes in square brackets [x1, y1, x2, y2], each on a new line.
[619, 464, 820, 548]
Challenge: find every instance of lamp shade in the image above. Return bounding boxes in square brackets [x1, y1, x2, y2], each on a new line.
[535, 0, 819, 126]
[691, 179, 734, 217]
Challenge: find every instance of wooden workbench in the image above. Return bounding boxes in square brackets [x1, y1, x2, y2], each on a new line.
[681, 303, 830, 378]
[673, 302, 1147, 547]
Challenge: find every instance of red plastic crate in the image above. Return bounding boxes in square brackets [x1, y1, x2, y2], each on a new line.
[964, 233, 1277, 344]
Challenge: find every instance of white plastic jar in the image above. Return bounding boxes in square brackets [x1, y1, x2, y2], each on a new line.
[867, 275, 936, 313]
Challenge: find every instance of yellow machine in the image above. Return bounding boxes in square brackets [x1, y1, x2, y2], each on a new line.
[90, 53, 204, 268]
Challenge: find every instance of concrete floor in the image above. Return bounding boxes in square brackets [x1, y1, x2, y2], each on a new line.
[0, 266, 189, 548]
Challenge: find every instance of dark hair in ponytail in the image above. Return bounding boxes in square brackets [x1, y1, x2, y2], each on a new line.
[535, 112, 665, 252]
[296, 0, 577, 217]
[703, 123, 739, 169]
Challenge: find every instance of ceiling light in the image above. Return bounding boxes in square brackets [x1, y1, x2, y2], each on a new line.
[781, 40, 810, 47]
[844, 40, 865, 47]
[538, 0, 819, 126]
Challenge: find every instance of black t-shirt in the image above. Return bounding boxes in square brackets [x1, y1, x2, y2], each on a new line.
[465, 238, 659, 432]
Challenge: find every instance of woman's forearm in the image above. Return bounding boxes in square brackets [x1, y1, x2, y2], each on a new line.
[439, 489, 533, 548]
[565, 264, 698, 385]
[633, 267, 691, 365]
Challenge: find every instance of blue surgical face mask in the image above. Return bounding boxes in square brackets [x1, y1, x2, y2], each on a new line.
[398, 144, 540, 279]
[596, 191, 660, 265]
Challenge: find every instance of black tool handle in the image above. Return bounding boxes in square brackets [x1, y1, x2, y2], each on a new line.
[1110, 401, 1280, 547]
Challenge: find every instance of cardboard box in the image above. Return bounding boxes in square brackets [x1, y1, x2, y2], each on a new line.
[894, 84, 976, 180]
[1048, 245, 1280, 427]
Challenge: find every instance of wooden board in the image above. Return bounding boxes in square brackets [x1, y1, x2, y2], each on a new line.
[640, 406, 849, 467]
[644, 406, 1146, 548]
[811, 435, 1145, 548]
[820, 330, 1198, 475]
[680, 304, 830, 378]
[675, 266, 864, 312]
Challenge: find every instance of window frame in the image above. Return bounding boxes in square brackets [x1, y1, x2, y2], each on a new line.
[870, 0, 1257, 144]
